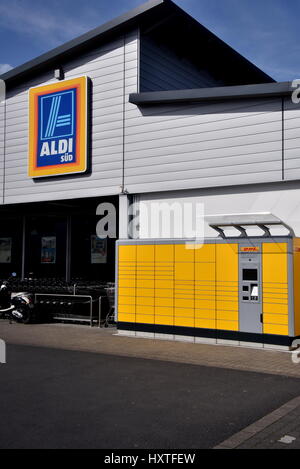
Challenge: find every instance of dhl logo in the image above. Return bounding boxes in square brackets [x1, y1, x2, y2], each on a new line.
[240, 247, 260, 252]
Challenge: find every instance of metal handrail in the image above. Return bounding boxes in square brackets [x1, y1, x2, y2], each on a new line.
[98, 296, 102, 328]
[34, 293, 95, 327]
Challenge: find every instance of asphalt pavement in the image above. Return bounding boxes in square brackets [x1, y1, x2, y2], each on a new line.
[1, 344, 300, 449]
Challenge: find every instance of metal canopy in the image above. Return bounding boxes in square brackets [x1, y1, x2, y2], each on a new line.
[206, 213, 295, 238]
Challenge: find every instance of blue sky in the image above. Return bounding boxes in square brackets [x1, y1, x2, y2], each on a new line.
[0, 0, 299, 81]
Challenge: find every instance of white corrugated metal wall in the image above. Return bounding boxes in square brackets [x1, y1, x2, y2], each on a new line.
[2, 30, 138, 204]
[2, 29, 300, 209]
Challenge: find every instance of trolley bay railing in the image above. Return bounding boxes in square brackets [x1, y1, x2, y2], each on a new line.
[34, 293, 97, 327]
[0, 277, 115, 327]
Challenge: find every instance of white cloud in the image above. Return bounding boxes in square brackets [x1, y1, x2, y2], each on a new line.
[0, 64, 13, 74]
[0, 1, 93, 47]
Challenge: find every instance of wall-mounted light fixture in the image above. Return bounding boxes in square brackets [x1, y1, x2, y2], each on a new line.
[54, 67, 64, 81]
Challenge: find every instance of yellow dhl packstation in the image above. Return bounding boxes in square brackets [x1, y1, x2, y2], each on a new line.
[116, 225, 300, 350]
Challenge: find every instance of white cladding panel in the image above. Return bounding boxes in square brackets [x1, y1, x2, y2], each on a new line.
[284, 96, 300, 179]
[3, 32, 138, 204]
[4, 31, 300, 206]
[124, 97, 283, 193]
[0, 98, 4, 204]
[137, 185, 300, 238]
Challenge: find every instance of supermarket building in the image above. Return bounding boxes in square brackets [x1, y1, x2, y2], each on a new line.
[1, 0, 300, 348]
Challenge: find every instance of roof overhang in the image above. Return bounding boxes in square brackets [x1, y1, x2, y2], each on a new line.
[129, 81, 293, 106]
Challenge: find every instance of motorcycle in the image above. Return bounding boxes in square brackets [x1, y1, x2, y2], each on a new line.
[0, 280, 35, 324]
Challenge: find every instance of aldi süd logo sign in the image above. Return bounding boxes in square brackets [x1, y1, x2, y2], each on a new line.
[28, 76, 89, 178]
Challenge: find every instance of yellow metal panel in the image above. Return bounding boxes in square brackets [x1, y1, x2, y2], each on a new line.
[118, 273, 135, 279]
[118, 278, 136, 289]
[216, 236, 238, 329]
[217, 310, 239, 321]
[136, 279, 155, 289]
[155, 275, 173, 282]
[118, 304, 135, 314]
[216, 300, 239, 312]
[118, 296, 135, 306]
[263, 314, 288, 325]
[118, 288, 135, 298]
[195, 282, 215, 290]
[155, 270, 173, 278]
[174, 308, 194, 318]
[216, 244, 238, 281]
[216, 288, 239, 296]
[263, 243, 288, 254]
[174, 281, 194, 290]
[263, 282, 289, 295]
[195, 299, 215, 310]
[119, 245, 136, 263]
[216, 281, 238, 287]
[136, 296, 155, 307]
[175, 298, 194, 308]
[216, 295, 239, 302]
[155, 244, 174, 263]
[155, 306, 174, 316]
[117, 313, 135, 323]
[155, 280, 174, 289]
[195, 309, 216, 319]
[136, 264, 155, 271]
[294, 238, 300, 336]
[195, 263, 215, 281]
[137, 245, 155, 262]
[174, 317, 194, 327]
[195, 290, 216, 301]
[175, 244, 194, 263]
[136, 270, 155, 279]
[155, 315, 174, 326]
[264, 324, 289, 336]
[118, 264, 136, 272]
[136, 314, 155, 324]
[136, 305, 154, 315]
[263, 303, 288, 314]
[195, 318, 216, 329]
[262, 243, 288, 285]
[263, 293, 289, 301]
[174, 263, 194, 281]
[155, 288, 174, 298]
[118, 272, 136, 279]
[174, 288, 194, 297]
[195, 244, 216, 263]
[217, 320, 239, 331]
[136, 288, 153, 298]
[119, 261, 136, 272]
[155, 297, 173, 307]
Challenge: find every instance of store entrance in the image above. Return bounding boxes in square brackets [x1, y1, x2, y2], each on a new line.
[20, 196, 118, 282]
[0, 196, 118, 325]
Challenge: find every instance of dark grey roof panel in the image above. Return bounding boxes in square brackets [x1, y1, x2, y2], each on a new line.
[129, 82, 293, 105]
